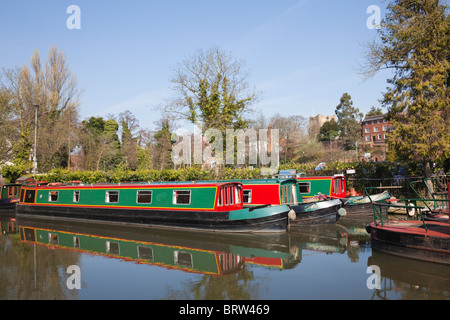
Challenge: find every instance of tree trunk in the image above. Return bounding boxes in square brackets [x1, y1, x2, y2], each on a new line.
[424, 161, 434, 198]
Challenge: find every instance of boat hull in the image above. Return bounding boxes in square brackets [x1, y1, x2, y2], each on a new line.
[290, 199, 345, 225]
[366, 221, 450, 265]
[342, 191, 390, 215]
[0, 198, 18, 209]
[16, 203, 290, 233]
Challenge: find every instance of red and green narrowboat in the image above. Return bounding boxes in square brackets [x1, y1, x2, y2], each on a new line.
[16, 181, 291, 233]
[234, 178, 345, 225]
[273, 170, 347, 199]
[17, 217, 300, 275]
[0, 183, 21, 209]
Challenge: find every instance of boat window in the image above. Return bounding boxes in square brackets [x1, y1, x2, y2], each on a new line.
[73, 237, 80, 248]
[106, 191, 119, 203]
[8, 186, 15, 198]
[20, 189, 25, 202]
[243, 190, 252, 204]
[106, 241, 120, 255]
[22, 228, 36, 242]
[173, 190, 191, 205]
[24, 190, 36, 203]
[235, 186, 241, 204]
[333, 179, 342, 195]
[217, 188, 223, 206]
[49, 233, 59, 245]
[174, 251, 193, 268]
[73, 191, 80, 202]
[137, 246, 154, 260]
[291, 185, 297, 204]
[49, 191, 59, 202]
[137, 190, 152, 204]
[298, 182, 310, 194]
[229, 186, 234, 205]
[224, 187, 229, 205]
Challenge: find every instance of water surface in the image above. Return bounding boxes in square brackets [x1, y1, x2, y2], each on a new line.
[1, 210, 449, 300]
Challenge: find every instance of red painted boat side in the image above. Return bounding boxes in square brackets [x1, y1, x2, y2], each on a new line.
[242, 184, 281, 206]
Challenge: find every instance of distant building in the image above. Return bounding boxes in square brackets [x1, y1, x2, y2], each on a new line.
[309, 114, 336, 138]
[361, 113, 392, 161]
[361, 113, 392, 144]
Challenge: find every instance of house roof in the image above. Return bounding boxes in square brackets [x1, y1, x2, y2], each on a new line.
[362, 113, 388, 123]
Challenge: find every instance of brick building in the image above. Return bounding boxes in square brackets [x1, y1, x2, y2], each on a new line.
[361, 113, 391, 144]
[361, 113, 392, 161]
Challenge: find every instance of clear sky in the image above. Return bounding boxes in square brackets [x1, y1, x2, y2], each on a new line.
[0, 0, 392, 131]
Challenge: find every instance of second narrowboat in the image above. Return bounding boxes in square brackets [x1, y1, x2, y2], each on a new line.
[0, 183, 21, 209]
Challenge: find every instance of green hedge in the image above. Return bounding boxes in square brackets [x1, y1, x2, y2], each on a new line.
[32, 161, 423, 185]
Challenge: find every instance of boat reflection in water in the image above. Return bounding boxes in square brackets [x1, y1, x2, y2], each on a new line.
[16, 216, 301, 276]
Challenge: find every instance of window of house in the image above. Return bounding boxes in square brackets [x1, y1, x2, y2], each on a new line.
[49, 191, 59, 202]
[382, 125, 387, 131]
[173, 190, 191, 204]
[137, 190, 152, 204]
[365, 128, 370, 133]
[106, 191, 119, 203]
[365, 135, 371, 142]
[374, 127, 379, 132]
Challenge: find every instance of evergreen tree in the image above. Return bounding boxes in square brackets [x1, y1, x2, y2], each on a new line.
[335, 93, 363, 150]
[363, 0, 449, 177]
[318, 119, 339, 142]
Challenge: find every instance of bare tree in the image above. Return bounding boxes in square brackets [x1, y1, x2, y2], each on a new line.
[162, 47, 259, 133]
[1, 46, 82, 171]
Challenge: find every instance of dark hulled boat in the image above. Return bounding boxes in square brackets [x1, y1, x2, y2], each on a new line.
[16, 181, 291, 233]
[0, 183, 21, 209]
[366, 183, 450, 265]
[210, 178, 346, 225]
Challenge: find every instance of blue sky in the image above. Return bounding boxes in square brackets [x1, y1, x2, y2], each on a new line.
[0, 0, 391, 131]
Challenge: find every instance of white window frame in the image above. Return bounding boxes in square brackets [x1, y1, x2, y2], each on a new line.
[173, 190, 191, 205]
[243, 190, 252, 204]
[136, 190, 152, 204]
[105, 191, 119, 203]
[48, 191, 59, 202]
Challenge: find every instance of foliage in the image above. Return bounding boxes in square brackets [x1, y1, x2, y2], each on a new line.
[162, 47, 257, 133]
[1, 161, 32, 183]
[317, 119, 339, 142]
[365, 106, 383, 117]
[363, 0, 450, 177]
[335, 93, 363, 150]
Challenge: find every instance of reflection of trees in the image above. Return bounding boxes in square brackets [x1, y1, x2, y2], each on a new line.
[164, 267, 269, 300]
[0, 234, 81, 299]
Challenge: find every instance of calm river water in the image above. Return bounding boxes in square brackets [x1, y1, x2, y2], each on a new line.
[1, 210, 449, 301]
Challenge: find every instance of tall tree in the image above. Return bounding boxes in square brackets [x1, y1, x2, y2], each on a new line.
[162, 47, 258, 133]
[362, 0, 449, 179]
[118, 110, 139, 170]
[153, 118, 174, 170]
[1, 46, 81, 171]
[335, 93, 363, 150]
[80, 116, 120, 171]
[268, 114, 307, 163]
